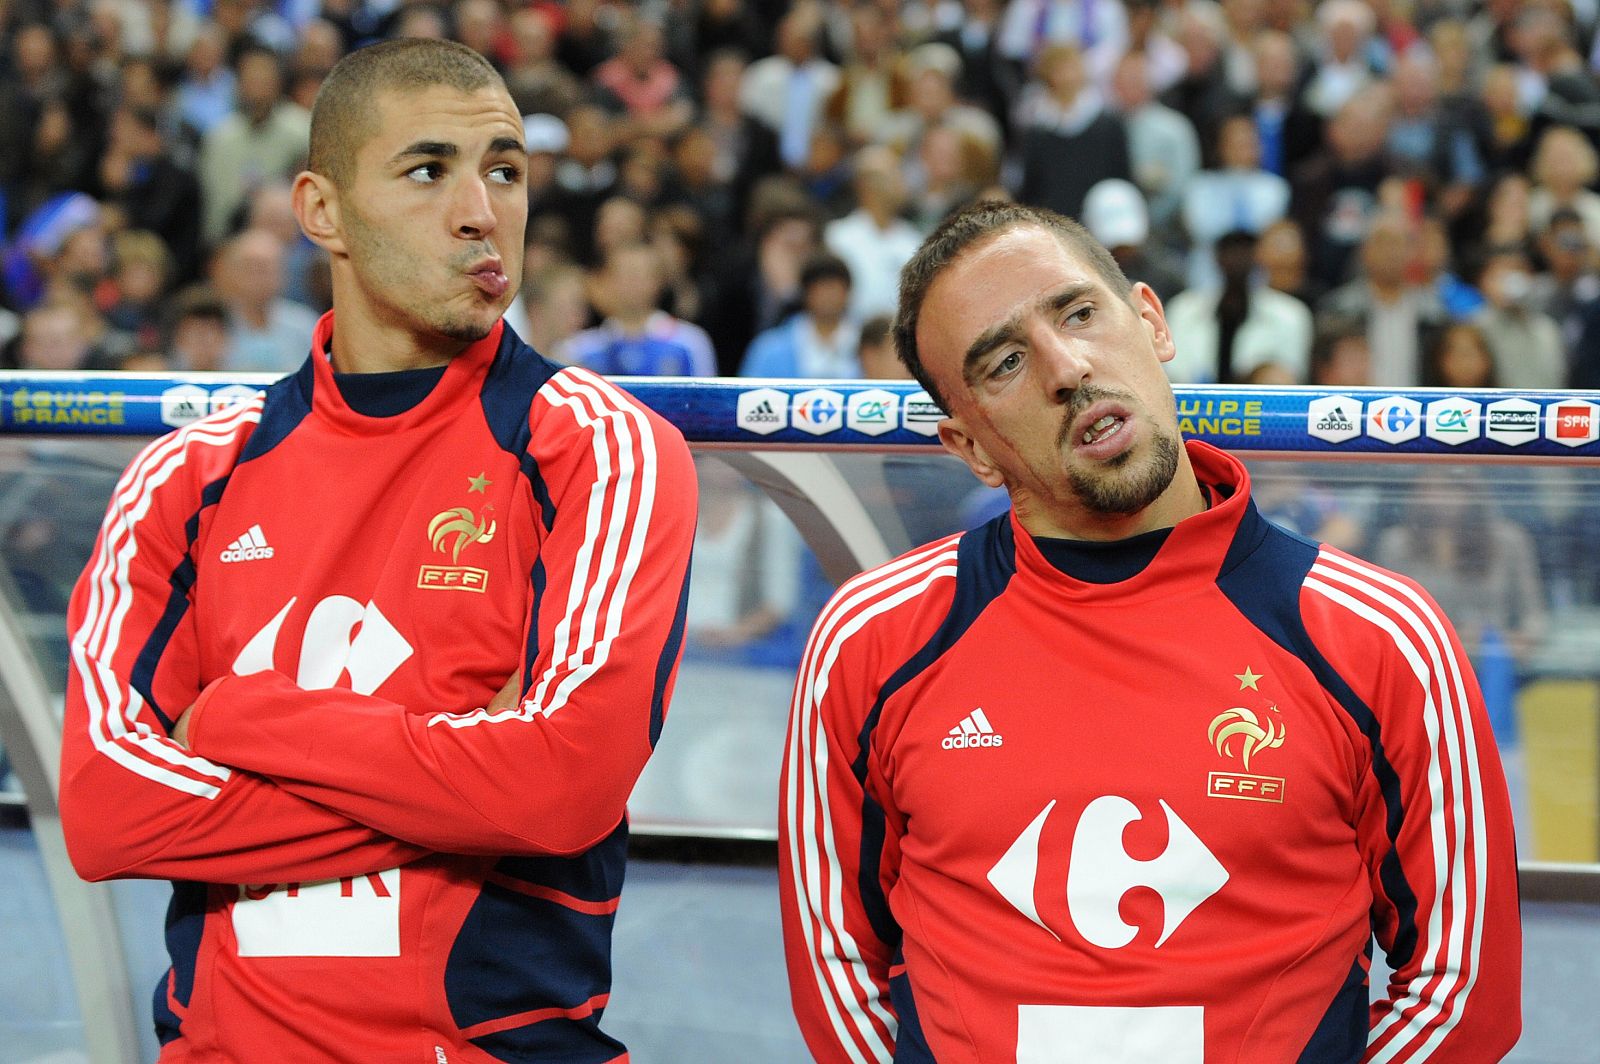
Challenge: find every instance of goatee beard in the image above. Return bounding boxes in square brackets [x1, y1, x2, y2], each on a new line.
[1056, 385, 1181, 516]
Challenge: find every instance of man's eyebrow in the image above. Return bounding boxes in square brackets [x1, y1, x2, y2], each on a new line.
[489, 136, 526, 155]
[960, 282, 1097, 382]
[389, 140, 457, 165]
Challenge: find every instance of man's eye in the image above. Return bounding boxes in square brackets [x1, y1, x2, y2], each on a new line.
[992, 351, 1022, 377]
[406, 162, 444, 184]
[1067, 306, 1093, 325]
[487, 164, 522, 185]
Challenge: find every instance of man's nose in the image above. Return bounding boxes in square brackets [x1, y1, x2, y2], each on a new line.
[1034, 321, 1092, 401]
[453, 174, 497, 239]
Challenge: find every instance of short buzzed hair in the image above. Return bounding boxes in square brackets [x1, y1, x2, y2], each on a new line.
[308, 38, 505, 189]
[893, 199, 1132, 410]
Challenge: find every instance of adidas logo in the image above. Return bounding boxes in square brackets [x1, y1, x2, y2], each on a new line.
[220, 524, 275, 563]
[942, 707, 1003, 749]
[746, 400, 780, 422]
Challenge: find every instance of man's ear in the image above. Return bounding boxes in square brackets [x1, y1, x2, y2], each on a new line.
[938, 417, 1006, 489]
[292, 170, 347, 257]
[1132, 281, 1176, 364]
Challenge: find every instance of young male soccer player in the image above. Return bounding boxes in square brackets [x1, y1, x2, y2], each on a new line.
[60, 39, 696, 1061]
[780, 200, 1521, 1063]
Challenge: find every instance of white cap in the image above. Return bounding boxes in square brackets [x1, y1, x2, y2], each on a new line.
[521, 113, 569, 155]
[1081, 178, 1149, 249]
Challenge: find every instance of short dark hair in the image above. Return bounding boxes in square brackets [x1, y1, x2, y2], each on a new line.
[893, 199, 1132, 410]
[800, 252, 851, 292]
[308, 39, 504, 189]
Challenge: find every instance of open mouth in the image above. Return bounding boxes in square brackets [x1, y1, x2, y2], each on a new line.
[1081, 414, 1126, 446]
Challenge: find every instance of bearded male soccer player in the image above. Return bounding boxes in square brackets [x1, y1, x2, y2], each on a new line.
[58, 40, 696, 1062]
[778, 200, 1521, 1063]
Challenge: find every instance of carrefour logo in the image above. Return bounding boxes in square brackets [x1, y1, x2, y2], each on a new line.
[1367, 396, 1422, 444]
[792, 388, 845, 435]
[846, 388, 899, 436]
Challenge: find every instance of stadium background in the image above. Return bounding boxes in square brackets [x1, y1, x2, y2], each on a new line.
[0, 0, 1598, 1060]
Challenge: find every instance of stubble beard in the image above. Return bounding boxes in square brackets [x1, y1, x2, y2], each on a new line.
[345, 205, 502, 343]
[1057, 386, 1182, 516]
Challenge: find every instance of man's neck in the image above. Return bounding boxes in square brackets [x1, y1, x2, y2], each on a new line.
[611, 308, 654, 334]
[325, 290, 473, 373]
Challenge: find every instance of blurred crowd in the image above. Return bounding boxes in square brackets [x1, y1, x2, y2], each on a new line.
[6, 0, 1600, 391]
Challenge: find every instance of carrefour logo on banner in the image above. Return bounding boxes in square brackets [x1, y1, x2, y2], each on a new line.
[1367, 396, 1422, 444]
[847, 388, 899, 436]
[792, 388, 844, 435]
[1425, 397, 1480, 445]
[736, 387, 788, 436]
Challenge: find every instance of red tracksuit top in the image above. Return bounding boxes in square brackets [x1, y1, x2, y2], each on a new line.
[59, 315, 697, 1062]
[779, 440, 1521, 1064]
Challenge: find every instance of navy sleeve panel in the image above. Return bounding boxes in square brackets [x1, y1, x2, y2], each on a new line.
[851, 516, 1018, 950]
[888, 947, 937, 1064]
[130, 475, 228, 730]
[1296, 946, 1371, 1064]
[479, 324, 562, 533]
[649, 557, 693, 748]
[152, 881, 208, 1046]
[1214, 501, 1422, 969]
[235, 360, 315, 468]
[445, 822, 628, 1060]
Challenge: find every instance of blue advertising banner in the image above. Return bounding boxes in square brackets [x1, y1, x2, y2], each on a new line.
[0, 372, 1598, 458]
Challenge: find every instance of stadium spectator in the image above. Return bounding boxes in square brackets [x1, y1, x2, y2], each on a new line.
[95, 103, 203, 285]
[1302, 0, 1379, 118]
[739, 251, 858, 378]
[1318, 212, 1449, 387]
[244, 181, 325, 312]
[1081, 177, 1185, 303]
[824, 144, 921, 321]
[592, 13, 694, 140]
[651, 203, 710, 323]
[1425, 321, 1500, 390]
[1107, 47, 1200, 230]
[855, 312, 905, 380]
[173, 26, 235, 139]
[1162, 1, 1238, 150]
[880, 42, 1003, 193]
[1416, 214, 1487, 321]
[929, 0, 1015, 135]
[452, 0, 506, 71]
[564, 241, 716, 376]
[198, 43, 311, 243]
[695, 49, 784, 234]
[906, 122, 990, 234]
[740, 5, 841, 170]
[996, 0, 1128, 88]
[1182, 112, 1291, 288]
[1478, 62, 1537, 175]
[1478, 170, 1536, 260]
[1257, 217, 1325, 308]
[16, 301, 95, 370]
[1310, 317, 1373, 387]
[104, 230, 172, 342]
[1474, 247, 1567, 389]
[1244, 29, 1322, 179]
[506, 263, 588, 360]
[164, 284, 232, 372]
[212, 227, 317, 373]
[1165, 227, 1312, 384]
[824, 3, 909, 148]
[551, 101, 619, 265]
[504, 7, 583, 117]
[1292, 84, 1396, 288]
[1386, 47, 1485, 216]
[1528, 124, 1600, 246]
[1013, 40, 1131, 221]
[703, 196, 820, 375]
[1530, 207, 1600, 350]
